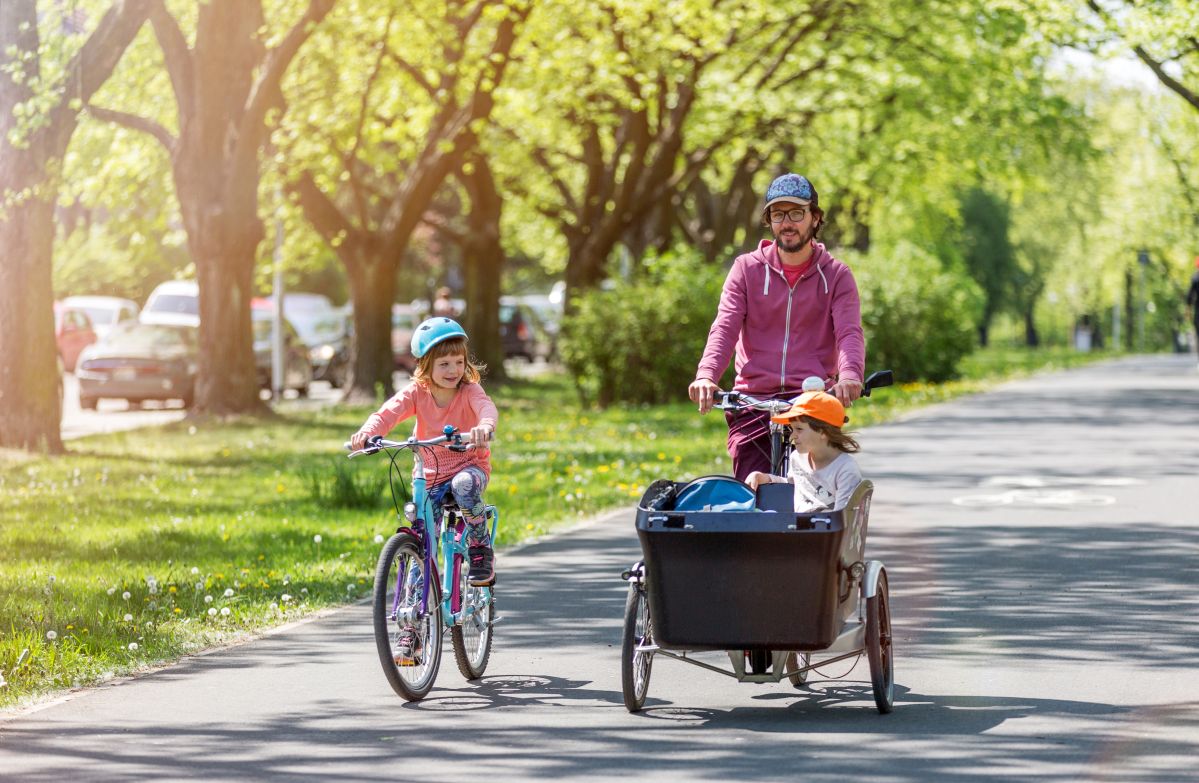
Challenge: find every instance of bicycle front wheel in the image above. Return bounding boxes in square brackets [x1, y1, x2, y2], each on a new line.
[373, 532, 443, 701]
[450, 552, 494, 680]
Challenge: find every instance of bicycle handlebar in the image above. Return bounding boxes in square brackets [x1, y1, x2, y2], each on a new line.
[345, 432, 462, 458]
[712, 369, 894, 412]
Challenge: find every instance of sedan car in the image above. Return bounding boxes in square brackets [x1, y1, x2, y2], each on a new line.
[75, 322, 197, 409]
[61, 295, 139, 342]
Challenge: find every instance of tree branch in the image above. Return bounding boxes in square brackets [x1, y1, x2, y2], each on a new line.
[44, 0, 152, 155]
[145, 0, 194, 114]
[86, 104, 176, 153]
[243, 0, 336, 139]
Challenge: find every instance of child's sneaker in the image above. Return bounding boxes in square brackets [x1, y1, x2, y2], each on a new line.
[467, 544, 495, 587]
[392, 625, 422, 666]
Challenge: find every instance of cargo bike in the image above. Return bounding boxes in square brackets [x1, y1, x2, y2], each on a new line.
[619, 372, 894, 714]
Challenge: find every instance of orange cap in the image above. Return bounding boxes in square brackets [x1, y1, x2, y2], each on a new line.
[771, 391, 847, 428]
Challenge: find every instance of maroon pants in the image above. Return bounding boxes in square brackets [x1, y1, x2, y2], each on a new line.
[725, 406, 776, 482]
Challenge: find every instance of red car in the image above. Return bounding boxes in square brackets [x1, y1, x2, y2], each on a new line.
[54, 301, 98, 372]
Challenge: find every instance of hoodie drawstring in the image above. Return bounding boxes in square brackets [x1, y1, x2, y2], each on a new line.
[816, 263, 829, 294]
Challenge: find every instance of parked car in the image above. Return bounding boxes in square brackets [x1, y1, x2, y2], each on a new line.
[54, 301, 98, 372]
[250, 300, 313, 395]
[140, 280, 199, 327]
[508, 293, 562, 362]
[75, 322, 197, 409]
[61, 295, 139, 342]
[392, 303, 420, 372]
[498, 299, 550, 362]
[284, 293, 350, 388]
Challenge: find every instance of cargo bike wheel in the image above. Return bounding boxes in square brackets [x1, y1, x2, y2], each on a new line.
[621, 584, 654, 712]
[865, 569, 894, 714]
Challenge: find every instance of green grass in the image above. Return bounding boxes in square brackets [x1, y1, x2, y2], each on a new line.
[0, 346, 1117, 708]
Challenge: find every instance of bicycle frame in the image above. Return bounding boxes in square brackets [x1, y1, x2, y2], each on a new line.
[392, 445, 498, 633]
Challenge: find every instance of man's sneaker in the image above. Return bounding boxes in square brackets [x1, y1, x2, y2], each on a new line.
[393, 625, 422, 666]
[467, 544, 495, 587]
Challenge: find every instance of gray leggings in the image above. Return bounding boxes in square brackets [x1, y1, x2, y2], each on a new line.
[441, 466, 490, 545]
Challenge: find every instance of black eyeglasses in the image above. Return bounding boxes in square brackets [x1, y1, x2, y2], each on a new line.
[768, 208, 807, 224]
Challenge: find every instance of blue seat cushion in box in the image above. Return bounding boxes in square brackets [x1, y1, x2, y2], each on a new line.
[672, 476, 757, 512]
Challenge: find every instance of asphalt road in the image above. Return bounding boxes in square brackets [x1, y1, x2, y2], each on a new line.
[8, 354, 1199, 782]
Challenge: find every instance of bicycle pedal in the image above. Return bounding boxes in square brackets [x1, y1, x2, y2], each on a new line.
[394, 654, 422, 667]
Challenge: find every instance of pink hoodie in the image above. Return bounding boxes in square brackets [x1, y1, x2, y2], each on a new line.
[695, 240, 865, 394]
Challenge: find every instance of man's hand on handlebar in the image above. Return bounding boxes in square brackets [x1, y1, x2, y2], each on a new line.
[688, 378, 720, 414]
[830, 378, 863, 407]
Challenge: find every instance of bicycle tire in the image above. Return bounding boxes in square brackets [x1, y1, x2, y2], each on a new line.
[450, 551, 494, 680]
[865, 570, 894, 714]
[373, 532, 442, 701]
[621, 585, 653, 712]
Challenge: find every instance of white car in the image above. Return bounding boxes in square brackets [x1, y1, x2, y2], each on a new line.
[61, 295, 140, 342]
[140, 280, 199, 327]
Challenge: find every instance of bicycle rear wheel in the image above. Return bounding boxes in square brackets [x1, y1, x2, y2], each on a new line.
[451, 551, 494, 680]
[373, 532, 442, 701]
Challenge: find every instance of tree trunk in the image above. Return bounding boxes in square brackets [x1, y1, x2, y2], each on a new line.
[459, 156, 506, 379]
[0, 0, 150, 451]
[0, 196, 62, 452]
[344, 249, 396, 404]
[1023, 307, 1040, 347]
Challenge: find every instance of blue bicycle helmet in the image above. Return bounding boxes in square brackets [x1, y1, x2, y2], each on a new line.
[411, 317, 467, 359]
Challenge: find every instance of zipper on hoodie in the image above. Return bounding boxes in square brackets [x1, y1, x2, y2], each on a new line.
[777, 267, 797, 392]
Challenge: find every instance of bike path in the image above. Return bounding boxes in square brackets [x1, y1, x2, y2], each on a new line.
[3, 354, 1198, 782]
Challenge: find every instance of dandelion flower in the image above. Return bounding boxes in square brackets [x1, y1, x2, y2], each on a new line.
[123, 614, 133, 622]
[220, 607, 230, 617]
[207, 608, 217, 616]
[223, 588, 234, 598]
[374, 534, 384, 544]
[48, 574, 56, 583]
[148, 585, 158, 595]
[313, 534, 322, 544]
[300, 588, 308, 595]
[281, 594, 292, 603]
[107, 587, 116, 596]
[269, 602, 278, 611]
[128, 643, 138, 651]
[46, 630, 57, 641]
[122, 591, 131, 601]
[346, 584, 355, 593]
[190, 567, 200, 575]
[204, 595, 213, 604]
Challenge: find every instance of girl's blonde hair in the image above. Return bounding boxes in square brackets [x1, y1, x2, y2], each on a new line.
[799, 416, 860, 453]
[412, 336, 486, 386]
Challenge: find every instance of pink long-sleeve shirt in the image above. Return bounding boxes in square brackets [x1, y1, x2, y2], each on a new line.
[695, 240, 865, 394]
[356, 381, 499, 484]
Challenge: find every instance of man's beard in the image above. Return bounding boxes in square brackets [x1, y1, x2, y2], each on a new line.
[773, 223, 814, 253]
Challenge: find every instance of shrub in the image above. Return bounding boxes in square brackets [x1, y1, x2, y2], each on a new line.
[846, 241, 983, 382]
[560, 251, 726, 406]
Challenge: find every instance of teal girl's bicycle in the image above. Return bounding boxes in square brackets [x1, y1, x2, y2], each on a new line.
[347, 427, 498, 701]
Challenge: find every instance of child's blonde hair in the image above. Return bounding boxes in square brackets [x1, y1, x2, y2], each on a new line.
[412, 336, 486, 386]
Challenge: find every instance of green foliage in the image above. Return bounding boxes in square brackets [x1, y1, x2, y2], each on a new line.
[848, 241, 983, 382]
[559, 251, 725, 407]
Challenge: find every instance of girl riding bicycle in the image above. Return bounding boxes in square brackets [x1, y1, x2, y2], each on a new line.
[744, 390, 861, 512]
[350, 318, 498, 589]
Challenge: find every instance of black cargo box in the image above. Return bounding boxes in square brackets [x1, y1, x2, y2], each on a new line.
[634, 478, 872, 652]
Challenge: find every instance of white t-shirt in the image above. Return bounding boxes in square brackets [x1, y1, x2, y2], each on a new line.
[786, 451, 862, 512]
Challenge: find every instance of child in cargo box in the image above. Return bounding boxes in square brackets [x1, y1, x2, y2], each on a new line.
[744, 390, 861, 512]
